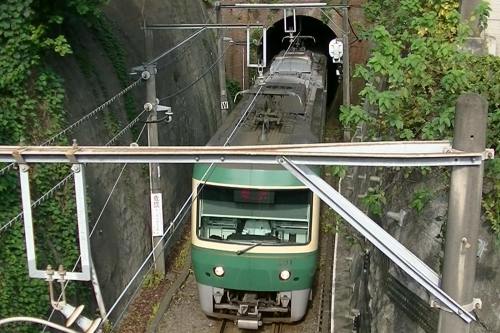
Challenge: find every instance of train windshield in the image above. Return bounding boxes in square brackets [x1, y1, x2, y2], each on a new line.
[197, 185, 312, 245]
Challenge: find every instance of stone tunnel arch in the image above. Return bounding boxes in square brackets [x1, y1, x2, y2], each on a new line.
[259, 15, 339, 104]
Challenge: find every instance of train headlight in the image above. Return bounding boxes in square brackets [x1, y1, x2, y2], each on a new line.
[279, 270, 291, 281]
[213, 266, 225, 277]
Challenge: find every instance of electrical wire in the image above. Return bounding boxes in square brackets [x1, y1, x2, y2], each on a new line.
[105, 110, 147, 146]
[41, 123, 148, 332]
[101, 34, 304, 330]
[159, 43, 231, 102]
[0, 109, 147, 234]
[332, 8, 359, 41]
[320, 8, 345, 35]
[144, 28, 208, 67]
[0, 173, 74, 233]
[155, 14, 214, 72]
[0, 77, 143, 177]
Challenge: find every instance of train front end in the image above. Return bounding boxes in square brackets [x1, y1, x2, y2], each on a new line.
[191, 164, 320, 329]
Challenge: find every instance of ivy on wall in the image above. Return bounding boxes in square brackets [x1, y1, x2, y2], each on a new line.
[341, 0, 499, 236]
[0, 1, 105, 331]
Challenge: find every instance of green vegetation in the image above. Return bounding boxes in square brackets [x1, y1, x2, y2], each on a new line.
[410, 188, 434, 214]
[0, 1, 105, 331]
[341, 0, 499, 237]
[361, 186, 387, 217]
[226, 78, 241, 104]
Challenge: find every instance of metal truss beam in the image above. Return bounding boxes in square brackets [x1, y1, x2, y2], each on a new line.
[220, 3, 347, 9]
[144, 23, 264, 30]
[278, 158, 476, 323]
[19, 164, 91, 281]
[0, 141, 492, 166]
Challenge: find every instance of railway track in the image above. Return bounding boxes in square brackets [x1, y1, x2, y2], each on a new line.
[271, 322, 282, 333]
[218, 319, 228, 333]
[217, 319, 283, 333]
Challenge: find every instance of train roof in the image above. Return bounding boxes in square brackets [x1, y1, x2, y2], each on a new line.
[208, 52, 326, 147]
[193, 51, 326, 185]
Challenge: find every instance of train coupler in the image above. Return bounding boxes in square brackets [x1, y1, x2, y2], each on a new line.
[237, 317, 262, 330]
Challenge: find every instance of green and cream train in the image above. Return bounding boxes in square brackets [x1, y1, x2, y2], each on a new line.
[191, 49, 327, 329]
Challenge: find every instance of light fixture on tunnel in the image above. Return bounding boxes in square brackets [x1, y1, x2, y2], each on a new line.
[329, 38, 344, 64]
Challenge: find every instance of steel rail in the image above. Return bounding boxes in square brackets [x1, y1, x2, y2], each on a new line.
[0, 142, 491, 166]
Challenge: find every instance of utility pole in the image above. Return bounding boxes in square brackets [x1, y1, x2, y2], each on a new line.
[342, 0, 350, 141]
[459, 0, 487, 55]
[438, 93, 488, 333]
[216, 1, 229, 119]
[460, 0, 482, 37]
[145, 29, 165, 275]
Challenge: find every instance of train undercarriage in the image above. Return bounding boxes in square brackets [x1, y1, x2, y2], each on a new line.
[198, 283, 310, 329]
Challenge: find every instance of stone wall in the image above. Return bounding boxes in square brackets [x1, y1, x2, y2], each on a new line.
[50, 0, 220, 320]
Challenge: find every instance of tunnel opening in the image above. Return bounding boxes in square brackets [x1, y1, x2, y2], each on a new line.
[259, 15, 339, 105]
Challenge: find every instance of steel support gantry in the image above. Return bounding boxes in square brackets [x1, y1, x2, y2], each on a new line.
[0, 140, 493, 323]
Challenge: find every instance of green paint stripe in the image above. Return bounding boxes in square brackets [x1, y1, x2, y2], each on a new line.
[193, 164, 319, 187]
[192, 245, 317, 291]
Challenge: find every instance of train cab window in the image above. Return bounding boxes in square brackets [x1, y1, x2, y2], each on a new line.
[197, 185, 312, 245]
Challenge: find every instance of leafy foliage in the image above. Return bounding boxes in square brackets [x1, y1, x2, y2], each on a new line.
[361, 187, 387, 217]
[342, 0, 499, 236]
[0, 0, 105, 330]
[226, 78, 241, 104]
[410, 188, 433, 213]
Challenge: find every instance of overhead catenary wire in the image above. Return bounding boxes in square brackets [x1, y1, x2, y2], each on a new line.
[332, 8, 359, 41]
[144, 28, 208, 67]
[0, 173, 74, 233]
[1, 25, 215, 178]
[41, 123, 149, 332]
[0, 109, 147, 234]
[101, 34, 304, 329]
[159, 42, 231, 102]
[155, 14, 214, 72]
[0, 77, 143, 176]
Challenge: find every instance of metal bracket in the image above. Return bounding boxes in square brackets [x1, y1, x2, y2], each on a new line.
[278, 158, 475, 323]
[247, 27, 267, 68]
[283, 8, 297, 33]
[141, 70, 151, 80]
[19, 164, 91, 281]
[12, 150, 26, 165]
[483, 148, 495, 160]
[431, 298, 482, 313]
[65, 150, 79, 165]
[65, 140, 80, 165]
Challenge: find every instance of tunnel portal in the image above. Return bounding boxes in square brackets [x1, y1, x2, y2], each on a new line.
[259, 15, 339, 104]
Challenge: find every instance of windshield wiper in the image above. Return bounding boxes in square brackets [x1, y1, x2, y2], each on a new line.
[236, 242, 262, 255]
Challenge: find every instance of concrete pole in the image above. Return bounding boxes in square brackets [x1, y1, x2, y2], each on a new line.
[438, 93, 488, 333]
[145, 29, 165, 275]
[342, 1, 351, 141]
[459, 0, 486, 54]
[216, 2, 229, 119]
[460, 0, 482, 37]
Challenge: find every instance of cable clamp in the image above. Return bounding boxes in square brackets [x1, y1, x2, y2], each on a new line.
[430, 298, 482, 313]
[141, 70, 151, 80]
[144, 102, 154, 112]
[65, 140, 80, 165]
[12, 150, 26, 165]
[463, 298, 482, 312]
[483, 148, 495, 160]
